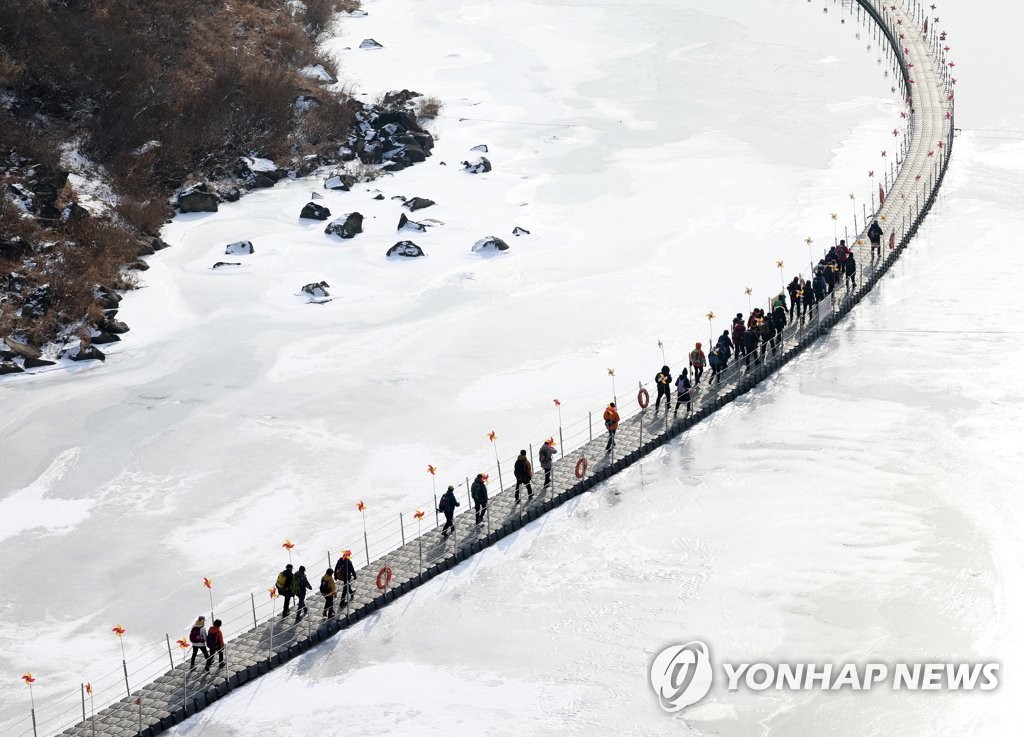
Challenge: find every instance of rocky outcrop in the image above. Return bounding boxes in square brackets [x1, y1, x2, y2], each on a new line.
[177, 184, 219, 213]
[302, 281, 331, 298]
[300, 202, 331, 220]
[461, 157, 491, 174]
[512, 226, 531, 236]
[386, 241, 425, 259]
[403, 197, 435, 212]
[225, 241, 254, 255]
[68, 343, 105, 362]
[471, 236, 510, 253]
[397, 213, 427, 232]
[359, 38, 384, 49]
[325, 212, 364, 239]
[325, 174, 357, 191]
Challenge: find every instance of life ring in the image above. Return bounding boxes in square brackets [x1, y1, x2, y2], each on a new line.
[376, 565, 393, 590]
[574, 456, 588, 479]
[637, 387, 650, 408]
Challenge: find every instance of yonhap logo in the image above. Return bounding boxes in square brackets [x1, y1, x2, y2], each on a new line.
[649, 641, 714, 712]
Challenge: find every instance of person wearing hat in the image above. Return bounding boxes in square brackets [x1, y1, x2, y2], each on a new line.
[438, 485, 460, 537]
[654, 365, 672, 413]
[538, 439, 558, 487]
[276, 563, 294, 616]
[320, 568, 337, 618]
[513, 450, 532, 503]
[674, 366, 692, 416]
[688, 343, 706, 384]
[731, 314, 746, 362]
[333, 551, 357, 606]
[291, 565, 312, 620]
[188, 616, 210, 671]
[205, 619, 225, 671]
[603, 402, 620, 452]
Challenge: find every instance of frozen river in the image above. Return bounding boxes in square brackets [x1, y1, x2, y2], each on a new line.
[2, 0, 1022, 735]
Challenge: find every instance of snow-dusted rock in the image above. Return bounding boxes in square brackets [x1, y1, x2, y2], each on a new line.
[24, 356, 55, 369]
[0, 236, 32, 260]
[470, 144, 489, 153]
[177, 185, 219, 213]
[0, 360, 23, 375]
[461, 157, 491, 174]
[513, 226, 531, 236]
[472, 236, 510, 253]
[372, 193, 385, 200]
[359, 38, 384, 49]
[386, 241, 425, 259]
[403, 196, 435, 212]
[225, 241, 254, 255]
[302, 281, 331, 298]
[397, 213, 427, 232]
[90, 331, 121, 345]
[61, 202, 90, 221]
[4, 339, 40, 360]
[68, 343, 105, 362]
[324, 174, 356, 191]
[325, 212, 364, 239]
[300, 202, 331, 220]
[212, 262, 242, 269]
[100, 318, 129, 334]
[299, 64, 337, 83]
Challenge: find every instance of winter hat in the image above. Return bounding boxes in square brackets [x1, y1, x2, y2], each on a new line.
[696, 342, 702, 349]
[197, 615, 205, 622]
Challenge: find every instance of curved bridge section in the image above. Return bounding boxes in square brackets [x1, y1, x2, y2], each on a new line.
[14, 3, 954, 737]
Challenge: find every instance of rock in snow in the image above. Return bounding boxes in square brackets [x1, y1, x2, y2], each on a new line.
[177, 185, 219, 213]
[302, 281, 331, 298]
[386, 241, 425, 259]
[472, 236, 510, 253]
[225, 240, 254, 255]
[470, 144, 489, 153]
[461, 157, 491, 174]
[212, 262, 242, 269]
[68, 343, 105, 362]
[359, 38, 384, 49]
[513, 226, 531, 236]
[325, 212, 364, 239]
[403, 197, 435, 212]
[397, 213, 427, 232]
[300, 202, 331, 220]
[324, 174, 356, 191]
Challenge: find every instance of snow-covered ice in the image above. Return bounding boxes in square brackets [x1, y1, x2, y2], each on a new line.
[2, 0, 1022, 735]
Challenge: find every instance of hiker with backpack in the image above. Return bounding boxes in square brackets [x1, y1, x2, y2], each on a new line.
[333, 550, 357, 605]
[674, 367, 692, 416]
[787, 277, 801, 319]
[472, 473, 490, 519]
[538, 439, 557, 487]
[513, 451, 532, 503]
[205, 619, 225, 671]
[742, 324, 759, 369]
[708, 346, 724, 385]
[688, 343, 706, 384]
[292, 565, 312, 620]
[188, 616, 210, 671]
[320, 568, 336, 618]
[275, 564, 294, 616]
[731, 314, 746, 361]
[654, 365, 673, 412]
[867, 220, 883, 259]
[438, 485, 459, 537]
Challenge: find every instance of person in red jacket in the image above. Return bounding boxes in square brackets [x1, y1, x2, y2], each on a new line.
[603, 402, 620, 452]
[204, 619, 225, 671]
[688, 343, 706, 384]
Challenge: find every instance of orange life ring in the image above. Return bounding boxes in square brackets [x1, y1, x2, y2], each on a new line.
[376, 565, 393, 590]
[574, 456, 588, 479]
[637, 387, 650, 408]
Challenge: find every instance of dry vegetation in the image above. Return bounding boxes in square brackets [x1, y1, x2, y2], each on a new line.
[0, 0, 359, 348]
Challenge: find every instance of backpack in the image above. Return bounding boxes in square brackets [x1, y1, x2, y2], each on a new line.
[539, 446, 552, 463]
[189, 625, 202, 644]
[319, 577, 330, 595]
[275, 572, 288, 591]
[206, 629, 218, 650]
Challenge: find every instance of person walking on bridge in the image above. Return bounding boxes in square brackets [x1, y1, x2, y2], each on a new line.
[716, 330, 733, 368]
[708, 346, 724, 385]
[844, 251, 857, 290]
[539, 439, 557, 487]
[205, 619, 225, 671]
[689, 343, 706, 385]
[654, 365, 673, 412]
[867, 220, 883, 259]
[732, 314, 746, 361]
[438, 485, 460, 537]
[320, 568, 336, 618]
[473, 472, 491, 518]
[743, 324, 759, 369]
[275, 564, 294, 616]
[513, 451, 532, 503]
[603, 402, 620, 452]
[787, 278, 801, 320]
[674, 367, 692, 416]
[292, 565, 311, 620]
[188, 616, 209, 671]
[333, 550, 357, 605]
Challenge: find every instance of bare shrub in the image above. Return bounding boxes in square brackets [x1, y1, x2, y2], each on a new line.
[416, 96, 444, 120]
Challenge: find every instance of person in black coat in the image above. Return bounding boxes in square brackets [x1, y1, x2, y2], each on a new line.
[654, 365, 673, 412]
[512, 451, 532, 503]
[845, 252, 857, 289]
[772, 305, 786, 347]
[812, 271, 826, 307]
[867, 220, 883, 258]
[438, 485, 460, 537]
[333, 552, 357, 605]
[787, 277, 800, 320]
[276, 564, 294, 616]
[742, 328, 759, 368]
[731, 314, 746, 360]
[472, 472, 490, 519]
[292, 565, 312, 620]
[716, 330, 733, 367]
[674, 368, 692, 416]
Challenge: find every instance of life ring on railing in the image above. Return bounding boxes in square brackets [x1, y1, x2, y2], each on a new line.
[376, 565, 393, 590]
[574, 456, 588, 479]
[637, 387, 650, 409]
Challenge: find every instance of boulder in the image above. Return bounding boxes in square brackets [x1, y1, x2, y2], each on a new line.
[470, 144, 489, 153]
[386, 241, 425, 259]
[212, 262, 242, 269]
[374, 110, 417, 131]
[250, 173, 276, 188]
[27, 168, 69, 205]
[461, 157, 491, 174]
[513, 226, 531, 236]
[372, 193, 385, 200]
[129, 259, 150, 271]
[403, 197, 435, 212]
[397, 213, 427, 232]
[100, 318, 130, 334]
[90, 331, 121, 345]
[61, 202, 90, 221]
[22, 285, 53, 318]
[359, 38, 384, 49]
[96, 286, 122, 310]
[325, 174, 357, 191]
[300, 202, 332, 220]
[4, 339, 41, 360]
[0, 236, 33, 261]
[302, 281, 331, 298]
[0, 360, 23, 375]
[218, 186, 242, 203]
[225, 241, 254, 255]
[471, 236, 510, 253]
[325, 212, 364, 239]
[69, 343, 105, 362]
[178, 187, 219, 213]
[24, 356, 56, 369]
